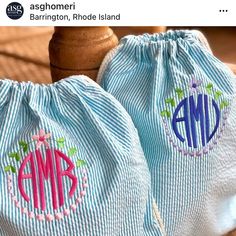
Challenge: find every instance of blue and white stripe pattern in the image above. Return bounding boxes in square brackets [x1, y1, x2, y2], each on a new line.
[99, 30, 236, 236]
[0, 75, 163, 236]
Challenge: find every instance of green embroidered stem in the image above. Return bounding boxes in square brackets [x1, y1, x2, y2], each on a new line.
[56, 137, 65, 148]
[19, 141, 28, 153]
[206, 83, 213, 94]
[4, 165, 16, 173]
[165, 98, 175, 107]
[161, 110, 171, 118]
[220, 100, 229, 110]
[9, 152, 21, 162]
[214, 91, 223, 100]
[175, 88, 184, 99]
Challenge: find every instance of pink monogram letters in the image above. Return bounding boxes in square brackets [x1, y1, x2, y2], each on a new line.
[18, 149, 78, 210]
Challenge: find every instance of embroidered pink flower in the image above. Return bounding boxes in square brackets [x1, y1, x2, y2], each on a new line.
[32, 129, 51, 150]
[64, 209, 70, 216]
[70, 204, 77, 211]
[55, 212, 63, 220]
[46, 214, 54, 221]
[22, 207, 28, 214]
[28, 212, 34, 219]
[189, 78, 202, 93]
[36, 214, 45, 221]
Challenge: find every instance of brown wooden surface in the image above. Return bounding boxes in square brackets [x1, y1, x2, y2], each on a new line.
[225, 230, 236, 236]
[195, 28, 236, 64]
[0, 27, 52, 83]
[170, 27, 236, 64]
[49, 27, 118, 81]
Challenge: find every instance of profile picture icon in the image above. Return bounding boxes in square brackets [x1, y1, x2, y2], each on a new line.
[6, 2, 24, 20]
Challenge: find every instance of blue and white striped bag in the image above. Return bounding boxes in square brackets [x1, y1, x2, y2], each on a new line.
[99, 30, 236, 236]
[0, 76, 164, 236]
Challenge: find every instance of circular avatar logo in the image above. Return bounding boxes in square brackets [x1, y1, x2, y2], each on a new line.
[6, 2, 24, 20]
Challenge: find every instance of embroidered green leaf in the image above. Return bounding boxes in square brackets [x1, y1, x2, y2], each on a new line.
[9, 153, 16, 158]
[214, 90, 223, 100]
[56, 137, 65, 148]
[19, 141, 28, 153]
[220, 100, 229, 110]
[175, 88, 184, 99]
[76, 159, 86, 168]
[68, 147, 77, 157]
[9, 152, 20, 161]
[4, 165, 11, 172]
[165, 98, 175, 107]
[15, 153, 20, 162]
[4, 165, 16, 173]
[57, 137, 65, 142]
[58, 142, 65, 148]
[206, 83, 213, 94]
[160, 110, 171, 118]
[11, 166, 16, 173]
[160, 110, 166, 117]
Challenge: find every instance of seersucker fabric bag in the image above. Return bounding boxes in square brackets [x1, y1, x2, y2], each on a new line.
[98, 30, 236, 236]
[0, 75, 164, 236]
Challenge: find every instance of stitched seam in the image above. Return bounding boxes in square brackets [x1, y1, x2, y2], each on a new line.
[96, 44, 123, 84]
[153, 199, 167, 236]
